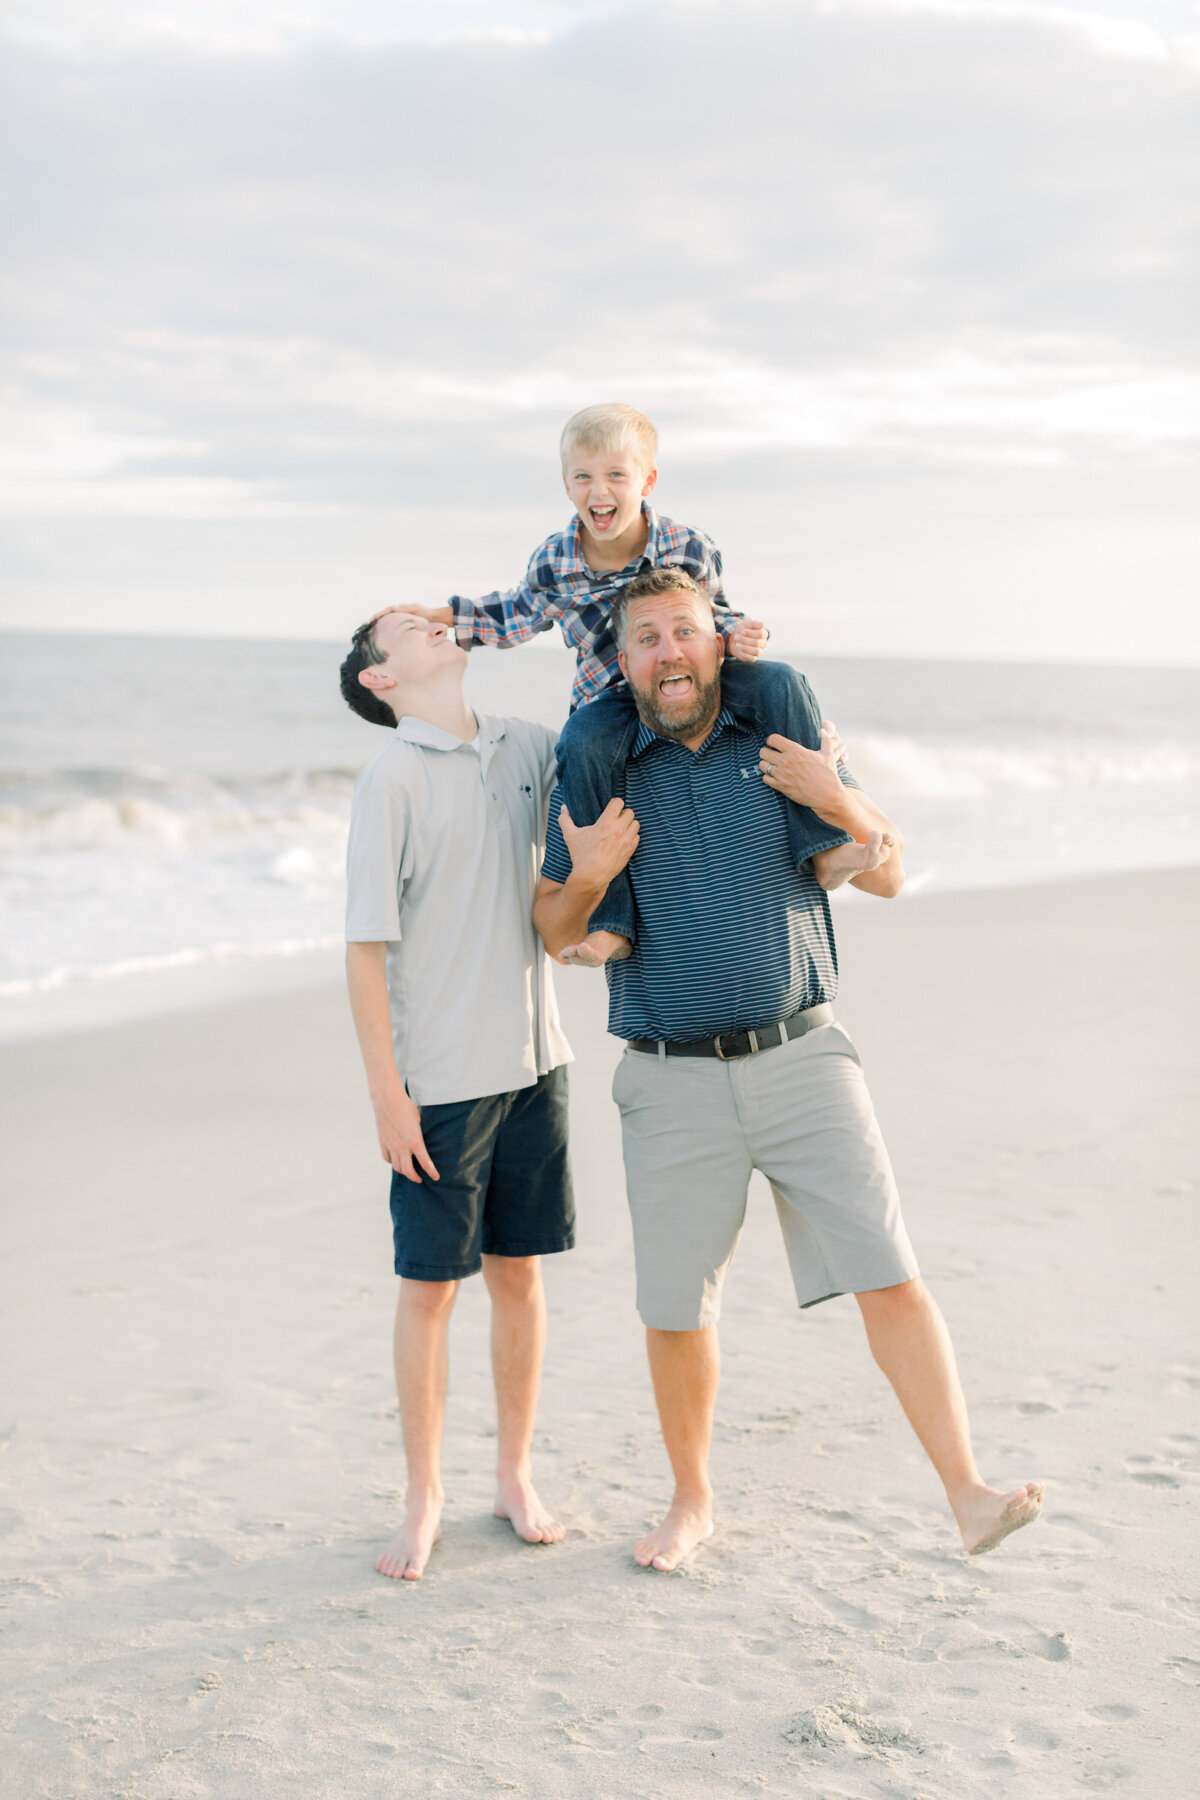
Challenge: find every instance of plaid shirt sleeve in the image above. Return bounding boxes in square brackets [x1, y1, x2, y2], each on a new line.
[448, 542, 566, 648]
[677, 527, 740, 639]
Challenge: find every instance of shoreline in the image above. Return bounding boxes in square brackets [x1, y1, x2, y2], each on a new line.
[2, 866, 1197, 1796]
[4, 859, 1198, 1046]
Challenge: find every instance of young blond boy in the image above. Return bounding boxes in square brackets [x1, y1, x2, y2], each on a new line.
[394, 405, 892, 954]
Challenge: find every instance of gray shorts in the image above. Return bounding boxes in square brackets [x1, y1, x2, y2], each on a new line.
[611, 1020, 919, 1330]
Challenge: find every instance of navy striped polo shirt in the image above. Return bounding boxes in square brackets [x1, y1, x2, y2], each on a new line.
[541, 708, 848, 1043]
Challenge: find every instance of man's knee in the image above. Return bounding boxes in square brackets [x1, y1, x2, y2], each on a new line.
[856, 1276, 928, 1322]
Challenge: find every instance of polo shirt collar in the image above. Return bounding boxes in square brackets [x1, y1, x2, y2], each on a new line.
[631, 705, 735, 759]
[394, 712, 506, 777]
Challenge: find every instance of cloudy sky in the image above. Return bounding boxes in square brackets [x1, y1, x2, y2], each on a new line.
[2, 0, 1198, 660]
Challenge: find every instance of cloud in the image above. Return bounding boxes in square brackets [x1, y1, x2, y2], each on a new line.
[2, 0, 1198, 655]
[0, 0, 606, 58]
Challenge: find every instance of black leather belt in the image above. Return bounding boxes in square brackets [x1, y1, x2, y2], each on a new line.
[629, 1002, 834, 1061]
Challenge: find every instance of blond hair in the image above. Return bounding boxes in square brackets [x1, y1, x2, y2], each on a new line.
[560, 403, 658, 472]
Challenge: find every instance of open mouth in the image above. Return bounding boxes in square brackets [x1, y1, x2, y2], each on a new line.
[657, 673, 694, 702]
[589, 505, 617, 530]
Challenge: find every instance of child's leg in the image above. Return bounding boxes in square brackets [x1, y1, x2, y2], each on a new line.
[556, 688, 640, 943]
[720, 659, 854, 866]
[377, 1275, 457, 1579]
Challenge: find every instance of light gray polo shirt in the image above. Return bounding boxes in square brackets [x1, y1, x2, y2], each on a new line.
[345, 711, 572, 1106]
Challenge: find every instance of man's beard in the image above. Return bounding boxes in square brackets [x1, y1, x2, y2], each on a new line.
[629, 663, 723, 742]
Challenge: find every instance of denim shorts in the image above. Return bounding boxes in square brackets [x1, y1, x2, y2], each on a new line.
[389, 1066, 575, 1281]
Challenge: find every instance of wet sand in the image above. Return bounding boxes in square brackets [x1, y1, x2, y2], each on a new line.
[2, 869, 1197, 1797]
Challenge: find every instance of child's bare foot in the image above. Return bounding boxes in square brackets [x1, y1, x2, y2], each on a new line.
[376, 1491, 443, 1580]
[557, 929, 632, 967]
[494, 1471, 565, 1545]
[812, 829, 894, 891]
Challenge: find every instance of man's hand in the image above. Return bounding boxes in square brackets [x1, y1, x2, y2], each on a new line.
[758, 721, 846, 814]
[559, 797, 640, 886]
[373, 1084, 439, 1183]
[727, 618, 770, 663]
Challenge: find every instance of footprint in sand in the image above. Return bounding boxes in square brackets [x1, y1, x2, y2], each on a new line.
[1013, 1720, 1062, 1749]
[1088, 1703, 1139, 1721]
[1124, 1453, 1183, 1487]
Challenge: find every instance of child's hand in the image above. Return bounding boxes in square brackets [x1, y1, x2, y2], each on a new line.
[369, 603, 435, 625]
[823, 722, 849, 768]
[728, 618, 770, 662]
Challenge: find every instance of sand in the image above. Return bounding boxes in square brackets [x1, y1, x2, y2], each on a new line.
[2, 869, 1198, 1798]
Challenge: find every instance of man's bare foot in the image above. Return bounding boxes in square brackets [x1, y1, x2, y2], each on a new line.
[954, 1480, 1045, 1555]
[376, 1494, 443, 1580]
[633, 1496, 714, 1572]
[494, 1472, 565, 1545]
[812, 830, 894, 892]
[557, 929, 633, 968]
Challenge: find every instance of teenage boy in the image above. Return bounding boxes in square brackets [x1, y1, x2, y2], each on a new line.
[340, 610, 579, 1580]
[534, 569, 1044, 1572]
[385, 404, 886, 965]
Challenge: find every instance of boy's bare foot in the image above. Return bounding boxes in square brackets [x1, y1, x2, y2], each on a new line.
[376, 1493, 443, 1580]
[557, 929, 633, 967]
[813, 829, 894, 892]
[633, 1494, 714, 1572]
[954, 1480, 1045, 1555]
[494, 1472, 566, 1545]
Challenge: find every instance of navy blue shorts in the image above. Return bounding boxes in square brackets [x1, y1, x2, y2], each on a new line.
[389, 1066, 575, 1281]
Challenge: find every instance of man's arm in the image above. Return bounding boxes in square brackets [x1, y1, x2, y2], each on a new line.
[759, 725, 906, 899]
[533, 798, 640, 959]
[345, 941, 439, 1182]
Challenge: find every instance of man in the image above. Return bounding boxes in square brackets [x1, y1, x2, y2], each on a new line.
[533, 568, 1044, 1572]
[341, 610, 578, 1579]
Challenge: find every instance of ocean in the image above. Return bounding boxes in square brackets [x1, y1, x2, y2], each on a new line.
[2, 630, 1198, 1036]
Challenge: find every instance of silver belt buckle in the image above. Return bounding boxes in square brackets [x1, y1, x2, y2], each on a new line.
[714, 1029, 755, 1061]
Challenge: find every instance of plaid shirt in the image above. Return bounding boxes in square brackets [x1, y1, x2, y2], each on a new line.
[449, 506, 739, 710]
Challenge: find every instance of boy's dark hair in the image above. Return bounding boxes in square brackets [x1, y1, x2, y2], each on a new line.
[339, 621, 396, 728]
[611, 567, 710, 649]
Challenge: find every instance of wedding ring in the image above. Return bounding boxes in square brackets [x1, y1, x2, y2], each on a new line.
[765, 761, 774, 775]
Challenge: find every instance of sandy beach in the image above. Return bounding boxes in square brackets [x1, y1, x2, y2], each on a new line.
[2, 868, 1197, 1799]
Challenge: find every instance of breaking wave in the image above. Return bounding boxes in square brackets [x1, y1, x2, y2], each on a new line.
[0, 935, 344, 1001]
[843, 734, 1200, 797]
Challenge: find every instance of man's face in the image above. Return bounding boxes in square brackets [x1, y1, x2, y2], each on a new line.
[366, 613, 466, 693]
[562, 442, 657, 544]
[617, 591, 724, 742]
